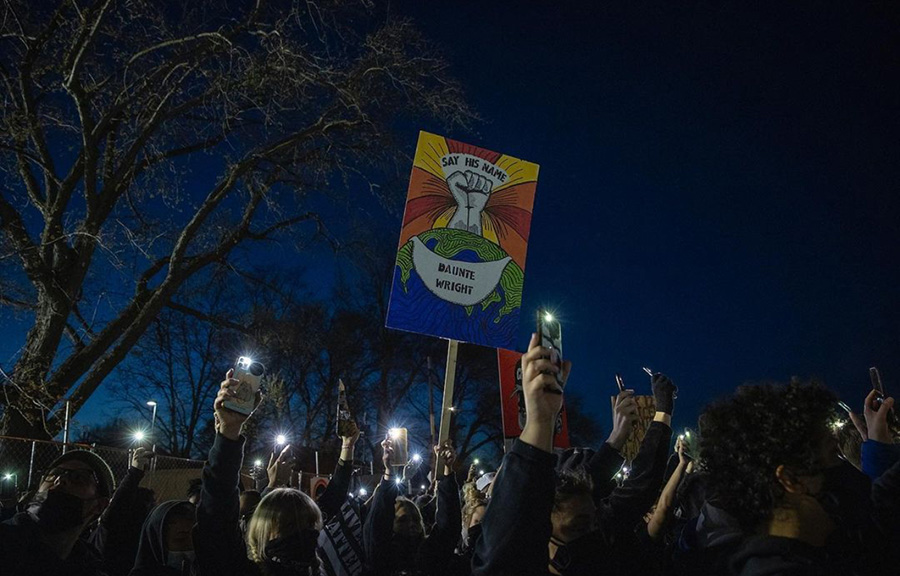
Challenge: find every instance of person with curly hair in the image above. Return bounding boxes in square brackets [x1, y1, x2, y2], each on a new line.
[700, 379, 887, 576]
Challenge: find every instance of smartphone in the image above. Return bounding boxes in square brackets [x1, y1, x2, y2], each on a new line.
[388, 428, 409, 466]
[615, 374, 625, 393]
[537, 308, 563, 387]
[224, 356, 265, 415]
[837, 401, 853, 415]
[870, 367, 885, 401]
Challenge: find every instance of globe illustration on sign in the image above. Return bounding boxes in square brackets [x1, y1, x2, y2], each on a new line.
[388, 228, 524, 346]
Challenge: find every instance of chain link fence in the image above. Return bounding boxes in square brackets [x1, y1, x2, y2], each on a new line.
[0, 436, 205, 504]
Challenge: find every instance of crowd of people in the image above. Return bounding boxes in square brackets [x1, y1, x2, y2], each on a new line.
[2, 332, 899, 575]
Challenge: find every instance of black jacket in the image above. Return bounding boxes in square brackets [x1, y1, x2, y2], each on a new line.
[193, 434, 253, 576]
[595, 421, 672, 537]
[730, 535, 834, 576]
[471, 439, 556, 576]
[363, 473, 461, 576]
[0, 510, 107, 576]
[130, 500, 196, 576]
[89, 466, 149, 576]
[194, 434, 321, 576]
[317, 459, 354, 523]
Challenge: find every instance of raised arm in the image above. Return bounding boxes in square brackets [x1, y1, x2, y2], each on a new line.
[363, 435, 401, 576]
[472, 333, 571, 576]
[193, 370, 257, 576]
[646, 436, 689, 539]
[420, 442, 462, 567]
[588, 389, 635, 500]
[597, 373, 676, 532]
[318, 422, 361, 521]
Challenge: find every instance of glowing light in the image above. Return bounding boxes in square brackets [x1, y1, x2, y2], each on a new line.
[146, 400, 157, 407]
[388, 428, 400, 439]
[479, 470, 485, 475]
[254, 460, 263, 467]
[275, 434, 287, 445]
[3, 474, 11, 481]
[358, 488, 368, 496]
[544, 313, 554, 322]
[473, 458, 480, 465]
[830, 420, 846, 431]
[237, 356, 254, 368]
[678, 434, 684, 440]
[411, 453, 422, 463]
[420, 484, 427, 490]
[133, 430, 145, 442]
[448, 406, 457, 412]
[685, 430, 691, 438]
[394, 477, 402, 485]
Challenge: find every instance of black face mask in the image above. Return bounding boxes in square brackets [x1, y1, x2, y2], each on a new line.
[27, 490, 92, 534]
[264, 529, 320, 570]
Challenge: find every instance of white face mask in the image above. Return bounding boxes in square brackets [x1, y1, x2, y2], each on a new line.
[166, 550, 195, 571]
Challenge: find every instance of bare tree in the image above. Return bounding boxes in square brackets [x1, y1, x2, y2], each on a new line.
[109, 271, 241, 457]
[0, 0, 473, 438]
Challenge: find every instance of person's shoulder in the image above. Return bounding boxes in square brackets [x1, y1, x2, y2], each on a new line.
[0, 511, 37, 532]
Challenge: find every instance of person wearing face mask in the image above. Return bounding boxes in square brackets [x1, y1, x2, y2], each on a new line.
[701, 380, 891, 576]
[362, 437, 462, 576]
[193, 370, 324, 576]
[0, 449, 116, 576]
[130, 501, 197, 575]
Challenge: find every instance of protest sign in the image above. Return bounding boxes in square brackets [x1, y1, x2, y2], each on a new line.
[498, 349, 570, 448]
[612, 395, 656, 462]
[386, 131, 539, 350]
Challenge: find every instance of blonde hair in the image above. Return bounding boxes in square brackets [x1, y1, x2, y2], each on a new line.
[462, 482, 488, 529]
[247, 488, 323, 567]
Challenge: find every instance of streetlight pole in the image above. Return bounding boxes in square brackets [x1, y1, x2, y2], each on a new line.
[146, 401, 158, 453]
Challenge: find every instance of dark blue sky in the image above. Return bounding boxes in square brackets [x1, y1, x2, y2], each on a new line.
[6, 2, 898, 440]
[390, 1, 900, 434]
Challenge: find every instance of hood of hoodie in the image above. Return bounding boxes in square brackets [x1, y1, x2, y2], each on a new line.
[132, 500, 195, 573]
[694, 501, 743, 549]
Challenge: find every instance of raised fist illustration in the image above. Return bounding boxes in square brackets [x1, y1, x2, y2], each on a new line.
[447, 170, 493, 235]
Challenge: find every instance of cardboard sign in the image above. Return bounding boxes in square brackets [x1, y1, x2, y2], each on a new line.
[611, 395, 656, 462]
[386, 131, 539, 350]
[498, 349, 570, 449]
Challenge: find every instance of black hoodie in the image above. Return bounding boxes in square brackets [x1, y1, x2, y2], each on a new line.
[129, 500, 196, 576]
[729, 535, 839, 576]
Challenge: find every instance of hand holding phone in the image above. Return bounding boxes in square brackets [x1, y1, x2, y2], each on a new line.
[870, 367, 886, 403]
[537, 308, 563, 387]
[388, 428, 409, 466]
[224, 357, 265, 415]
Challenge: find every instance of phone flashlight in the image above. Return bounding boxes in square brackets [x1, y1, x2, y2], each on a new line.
[642, 367, 654, 377]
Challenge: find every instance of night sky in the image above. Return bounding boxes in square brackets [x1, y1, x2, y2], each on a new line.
[389, 1, 900, 435]
[5, 2, 900, 441]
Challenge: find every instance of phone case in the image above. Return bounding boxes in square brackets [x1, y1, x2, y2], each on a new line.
[537, 309, 563, 384]
[389, 428, 409, 466]
[224, 358, 265, 415]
